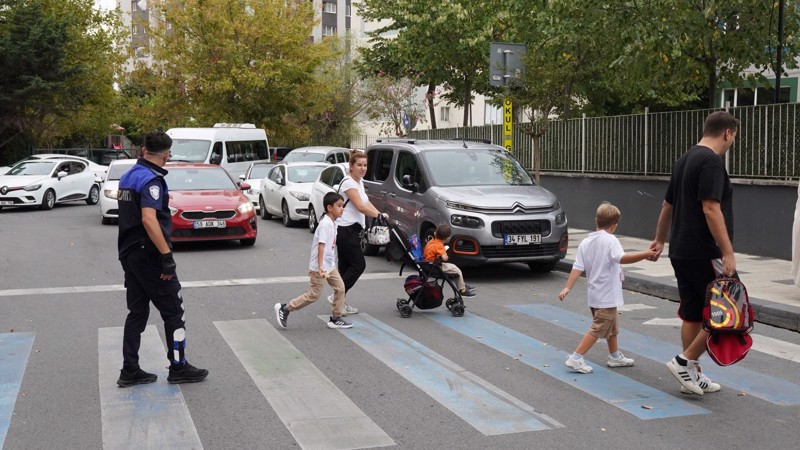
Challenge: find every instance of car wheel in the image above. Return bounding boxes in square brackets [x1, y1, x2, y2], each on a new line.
[281, 201, 296, 227]
[527, 261, 557, 273]
[240, 238, 256, 247]
[308, 205, 318, 234]
[421, 225, 436, 244]
[40, 189, 56, 210]
[259, 197, 271, 220]
[86, 185, 100, 205]
[101, 216, 113, 225]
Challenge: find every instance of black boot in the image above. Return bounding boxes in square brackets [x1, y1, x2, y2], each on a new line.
[167, 362, 209, 384]
[117, 367, 157, 387]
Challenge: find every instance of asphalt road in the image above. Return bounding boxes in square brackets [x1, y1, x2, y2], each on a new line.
[0, 203, 797, 449]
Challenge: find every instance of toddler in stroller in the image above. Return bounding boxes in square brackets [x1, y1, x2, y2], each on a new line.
[384, 223, 466, 318]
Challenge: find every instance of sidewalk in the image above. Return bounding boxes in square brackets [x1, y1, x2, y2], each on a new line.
[555, 228, 800, 333]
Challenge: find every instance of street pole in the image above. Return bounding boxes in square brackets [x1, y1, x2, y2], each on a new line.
[775, 0, 785, 103]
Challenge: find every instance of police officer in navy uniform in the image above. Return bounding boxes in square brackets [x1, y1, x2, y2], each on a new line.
[116, 131, 208, 387]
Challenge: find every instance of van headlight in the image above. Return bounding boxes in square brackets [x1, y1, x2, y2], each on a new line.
[23, 183, 42, 191]
[289, 191, 309, 201]
[451, 215, 483, 228]
[238, 201, 254, 214]
[556, 211, 567, 226]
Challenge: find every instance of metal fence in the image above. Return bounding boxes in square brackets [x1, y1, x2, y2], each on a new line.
[367, 103, 800, 180]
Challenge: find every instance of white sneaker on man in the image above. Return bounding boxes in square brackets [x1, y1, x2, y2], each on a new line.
[680, 362, 721, 393]
[666, 357, 703, 395]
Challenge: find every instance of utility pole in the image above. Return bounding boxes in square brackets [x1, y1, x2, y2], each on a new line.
[775, 0, 785, 103]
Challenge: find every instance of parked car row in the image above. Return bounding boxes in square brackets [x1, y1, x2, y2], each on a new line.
[0, 158, 100, 210]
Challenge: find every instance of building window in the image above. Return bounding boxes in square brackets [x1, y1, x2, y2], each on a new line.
[722, 85, 791, 107]
[323, 1, 336, 13]
[323, 25, 336, 36]
[346, 4, 351, 16]
[132, 24, 145, 35]
[440, 106, 450, 122]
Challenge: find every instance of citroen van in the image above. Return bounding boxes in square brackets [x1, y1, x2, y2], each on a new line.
[166, 124, 270, 179]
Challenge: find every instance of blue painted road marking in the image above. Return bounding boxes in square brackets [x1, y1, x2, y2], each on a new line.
[426, 311, 710, 420]
[324, 314, 562, 435]
[510, 304, 800, 406]
[0, 332, 34, 448]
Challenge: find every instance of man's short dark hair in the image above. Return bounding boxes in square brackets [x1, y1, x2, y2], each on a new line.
[144, 131, 172, 153]
[323, 192, 343, 211]
[703, 111, 740, 137]
[435, 224, 451, 240]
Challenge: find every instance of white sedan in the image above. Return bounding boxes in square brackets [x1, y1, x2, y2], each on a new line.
[0, 159, 100, 210]
[238, 161, 274, 212]
[258, 162, 328, 227]
[99, 159, 137, 224]
[307, 163, 349, 233]
[3, 154, 109, 179]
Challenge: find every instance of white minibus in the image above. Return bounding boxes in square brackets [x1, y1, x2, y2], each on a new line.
[166, 124, 270, 179]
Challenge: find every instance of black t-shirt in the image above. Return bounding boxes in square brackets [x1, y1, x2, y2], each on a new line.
[665, 145, 733, 259]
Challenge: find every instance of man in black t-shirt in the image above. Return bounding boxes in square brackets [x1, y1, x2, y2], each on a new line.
[650, 111, 740, 397]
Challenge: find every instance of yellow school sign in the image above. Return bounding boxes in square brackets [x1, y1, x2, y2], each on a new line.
[503, 98, 512, 152]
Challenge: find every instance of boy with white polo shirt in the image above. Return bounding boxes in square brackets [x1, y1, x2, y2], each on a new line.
[558, 202, 656, 373]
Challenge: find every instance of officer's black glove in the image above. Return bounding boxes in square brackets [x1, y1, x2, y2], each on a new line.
[161, 252, 177, 276]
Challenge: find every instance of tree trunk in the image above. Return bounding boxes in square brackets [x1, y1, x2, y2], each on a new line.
[707, 61, 718, 108]
[427, 83, 437, 130]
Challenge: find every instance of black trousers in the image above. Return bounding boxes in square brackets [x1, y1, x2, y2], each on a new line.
[337, 223, 366, 293]
[120, 246, 186, 370]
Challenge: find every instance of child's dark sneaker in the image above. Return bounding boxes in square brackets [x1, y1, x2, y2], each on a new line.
[327, 316, 353, 329]
[116, 367, 157, 387]
[459, 287, 477, 297]
[275, 303, 289, 328]
[167, 362, 209, 384]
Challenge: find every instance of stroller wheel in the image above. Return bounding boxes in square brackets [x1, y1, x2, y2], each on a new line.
[400, 305, 413, 318]
[445, 298, 457, 310]
[396, 299, 407, 311]
[452, 304, 465, 317]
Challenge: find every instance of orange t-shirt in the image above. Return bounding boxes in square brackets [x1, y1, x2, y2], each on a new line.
[424, 238, 446, 262]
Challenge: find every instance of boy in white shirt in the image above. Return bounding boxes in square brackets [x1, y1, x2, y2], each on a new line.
[275, 192, 352, 329]
[558, 202, 656, 373]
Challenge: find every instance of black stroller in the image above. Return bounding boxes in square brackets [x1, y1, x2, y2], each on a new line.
[383, 222, 465, 318]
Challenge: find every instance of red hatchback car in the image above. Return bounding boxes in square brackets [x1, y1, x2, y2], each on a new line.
[165, 163, 257, 246]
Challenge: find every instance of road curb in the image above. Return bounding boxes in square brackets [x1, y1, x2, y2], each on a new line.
[555, 259, 800, 333]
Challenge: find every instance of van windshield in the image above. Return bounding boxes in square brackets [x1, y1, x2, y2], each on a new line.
[422, 149, 533, 187]
[170, 139, 211, 162]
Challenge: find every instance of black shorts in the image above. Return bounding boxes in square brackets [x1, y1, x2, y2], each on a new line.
[670, 258, 738, 322]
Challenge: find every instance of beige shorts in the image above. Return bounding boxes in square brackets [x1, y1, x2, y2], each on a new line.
[587, 307, 619, 339]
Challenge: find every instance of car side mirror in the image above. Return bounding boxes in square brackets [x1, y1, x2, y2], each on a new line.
[210, 154, 222, 165]
[95, 176, 103, 183]
[402, 174, 418, 192]
[240, 182, 251, 191]
[57, 171, 68, 179]
[239, 174, 245, 181]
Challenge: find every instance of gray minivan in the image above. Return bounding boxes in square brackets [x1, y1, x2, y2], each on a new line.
[363, 139, 568, 271]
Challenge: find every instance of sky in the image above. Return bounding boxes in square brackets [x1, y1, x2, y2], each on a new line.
[94, 0, 117, 11]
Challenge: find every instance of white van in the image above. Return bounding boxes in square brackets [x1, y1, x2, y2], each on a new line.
[166, 123, 270, 179]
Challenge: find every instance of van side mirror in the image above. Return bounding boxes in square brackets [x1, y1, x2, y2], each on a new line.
[402, 174, 418, 192]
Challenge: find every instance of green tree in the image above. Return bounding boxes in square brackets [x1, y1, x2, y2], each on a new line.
[0, 0, 123, 163]
[361, 71, 427, 137]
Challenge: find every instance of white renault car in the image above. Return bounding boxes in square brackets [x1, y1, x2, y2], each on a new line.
[258, 162, 328, 227]
[238, 161, 274, 213]
[307, 163, 349, 233]
[99, 159, 137, 224]
[0, 159, 100, 210]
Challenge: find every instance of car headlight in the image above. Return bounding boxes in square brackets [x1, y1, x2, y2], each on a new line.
[555, 211, 567, 226]
[451, 214, 483, 228]
[23, 183, 42, 191]
[237, 201, 254, 214]
[169, 206, 178, 216]
[104, 189, 119, 199]
[289, 191, 309, 201]
[246, 188, 259, 196]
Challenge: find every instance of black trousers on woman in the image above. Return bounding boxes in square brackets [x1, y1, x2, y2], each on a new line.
[337, 223, 366, 293]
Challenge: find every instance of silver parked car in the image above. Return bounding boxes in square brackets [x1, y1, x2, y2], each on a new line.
[363, 139, 568, 271]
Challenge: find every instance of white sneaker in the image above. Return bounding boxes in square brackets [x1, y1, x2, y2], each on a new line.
[565, 356, 593, 374]
[607, 353, 635, 367]
[666, 357, 703, 395]
[342, 304, 359, 316]
[681, 362, 721, 393]
[327, 294, 334, 305]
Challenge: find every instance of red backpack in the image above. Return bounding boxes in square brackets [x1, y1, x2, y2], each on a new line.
[702, 277, 755, 366]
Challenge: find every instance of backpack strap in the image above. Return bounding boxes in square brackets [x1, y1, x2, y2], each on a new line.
[337, 177, 352, 208]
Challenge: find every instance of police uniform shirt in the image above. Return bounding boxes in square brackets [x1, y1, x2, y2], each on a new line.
[117, 158, 171, 259]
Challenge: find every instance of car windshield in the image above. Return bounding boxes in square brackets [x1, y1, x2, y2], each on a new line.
[169, 139, 211, 163]
[248, 164, 270, 180]
[165, 167, 236, 191]
[282, 152, 325, 163]
[7, 161, 56, 176]
[422, 149, 533, 186]
[287, 165, 325, 183]
[106, 162, 136, 180]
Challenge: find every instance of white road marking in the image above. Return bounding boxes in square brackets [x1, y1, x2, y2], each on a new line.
[0, 272, 399, 297]
[618, 303, 657, 311]
[642, 318, 683, 326]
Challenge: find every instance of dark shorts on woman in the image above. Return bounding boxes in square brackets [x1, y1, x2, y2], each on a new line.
[670, 258, 738, 322]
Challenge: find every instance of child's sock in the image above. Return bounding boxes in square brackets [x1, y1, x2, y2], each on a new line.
[610, 351, 622, 359]
[570, 352, 584, 360]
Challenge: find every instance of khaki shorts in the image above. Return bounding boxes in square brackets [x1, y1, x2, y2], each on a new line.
[587, 307, 619, 339]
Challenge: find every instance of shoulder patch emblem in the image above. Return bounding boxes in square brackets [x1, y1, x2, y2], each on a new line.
[149, 185, 160, 200]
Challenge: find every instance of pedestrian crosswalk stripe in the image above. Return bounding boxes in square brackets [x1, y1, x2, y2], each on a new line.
[98, 326, 203, 450]
[0, 332, 34, 449]
[510, 304, 800, 406]
[425, 311, 710, 420]
[215, 319, 395, 449]
[323, 314, 561, 435]
[750, 334, 800, 363]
